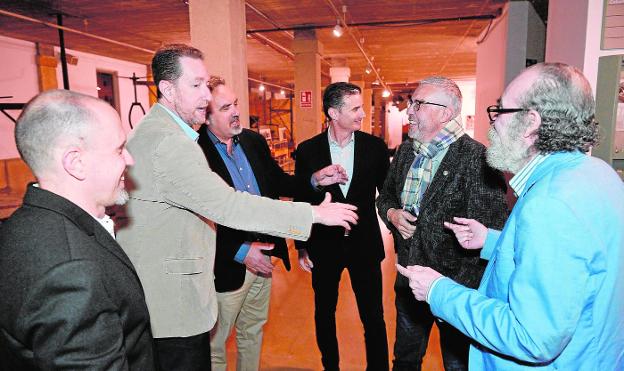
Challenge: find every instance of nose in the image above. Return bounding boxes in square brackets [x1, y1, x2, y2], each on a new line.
[123, 148, 135, 166]
[203, 84, 212, 103]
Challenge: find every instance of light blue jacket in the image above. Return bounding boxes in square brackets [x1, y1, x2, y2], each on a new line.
[429, 151, 624, 370]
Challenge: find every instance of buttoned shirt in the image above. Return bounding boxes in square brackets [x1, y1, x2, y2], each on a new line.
[328, 128, 355, 196]
[207, 128, 261, 262]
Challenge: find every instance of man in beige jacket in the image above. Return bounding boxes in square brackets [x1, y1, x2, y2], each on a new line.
[116, 44, 357, 371]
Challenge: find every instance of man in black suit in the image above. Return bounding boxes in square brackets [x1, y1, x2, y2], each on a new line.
[295, 82, 390, 371]
[0, 90, 154, 370]
[197, 76, 347, 371]
[376, 76, 508, 371]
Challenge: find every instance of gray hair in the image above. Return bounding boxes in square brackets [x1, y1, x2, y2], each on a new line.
[15, 89, 98, 177]
[518, 63, 598, 153]
[418, 76, 462, 117]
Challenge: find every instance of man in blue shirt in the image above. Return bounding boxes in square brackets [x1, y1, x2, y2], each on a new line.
[197, 76, 348, 371]
[398, 62, 624, 370]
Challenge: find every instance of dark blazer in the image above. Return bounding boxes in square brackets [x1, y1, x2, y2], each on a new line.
[197, 126, 299, 292]
[0, 185, 155, 370]
[377, 135, 509, 289]
[294, 130, 390, 263]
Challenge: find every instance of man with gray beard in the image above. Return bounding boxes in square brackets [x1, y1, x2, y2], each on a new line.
[377, 76, 508, 371]
[398, 63, 624, 370]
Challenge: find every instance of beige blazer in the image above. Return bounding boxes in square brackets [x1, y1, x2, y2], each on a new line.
[116, 104, 312, 338]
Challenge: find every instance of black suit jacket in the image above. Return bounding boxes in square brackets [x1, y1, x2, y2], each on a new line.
[197, 126, 300, 292]
[0, 185, 155, 370]
[294, 130, 390, 263]
[377, 135, 509, 289]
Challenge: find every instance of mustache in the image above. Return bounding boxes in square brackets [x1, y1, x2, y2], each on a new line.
[230, 115, 240, 124]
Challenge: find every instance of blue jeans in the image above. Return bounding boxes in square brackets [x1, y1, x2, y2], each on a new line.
[393, 286, 468, 371]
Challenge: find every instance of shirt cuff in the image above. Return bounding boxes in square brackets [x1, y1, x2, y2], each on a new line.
[234, 242, 252, 264]
[426, 276, 447, 304]
[480, 229, 502, 260]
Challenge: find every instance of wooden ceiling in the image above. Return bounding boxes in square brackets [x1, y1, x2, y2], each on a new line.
[0, 0, 509, 92]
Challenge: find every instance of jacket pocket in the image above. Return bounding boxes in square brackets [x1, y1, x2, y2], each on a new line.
[163, 257, 204, 275]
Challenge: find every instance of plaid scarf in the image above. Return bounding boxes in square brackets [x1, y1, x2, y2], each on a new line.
[401, 119, 464, 215]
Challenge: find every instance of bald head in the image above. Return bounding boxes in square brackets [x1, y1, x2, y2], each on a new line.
[15, 89, 109, 177]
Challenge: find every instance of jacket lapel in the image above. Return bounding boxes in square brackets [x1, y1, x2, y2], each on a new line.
[345, 131, 362, 200]
[197, 125, 234, 186]
[24, 185, 139, 274]
[319, 131, 345, 201]
[420, 137, 462, 210]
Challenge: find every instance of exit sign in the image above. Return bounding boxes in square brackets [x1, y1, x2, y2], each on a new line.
[300, 90, 312, 108]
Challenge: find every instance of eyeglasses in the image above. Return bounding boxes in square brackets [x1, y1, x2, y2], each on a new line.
[486, 105, 528, 123]
[408, 97, 447, 111]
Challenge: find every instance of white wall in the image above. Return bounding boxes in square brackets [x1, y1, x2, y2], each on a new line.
[54, 48, 150, 133]
[0, 36, 39, 159]
[0, 35, 150, 160]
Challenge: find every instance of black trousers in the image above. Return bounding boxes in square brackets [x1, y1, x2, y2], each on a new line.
[393, 286, 469, 371]
[154, 331, 212, 371]
[311, 253, 389, 371]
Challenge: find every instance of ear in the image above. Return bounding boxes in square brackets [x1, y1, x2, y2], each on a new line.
[523, 109, 542, 145]
[61, 147, 87, 181]
[158, 80, 175, 102]
[439, 106, 454, 123]
[327, 107, 339, 122]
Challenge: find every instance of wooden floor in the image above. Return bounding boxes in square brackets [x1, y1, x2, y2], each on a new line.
[223, 218, 445, 371]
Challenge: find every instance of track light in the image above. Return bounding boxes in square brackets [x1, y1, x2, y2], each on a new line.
[332, 19, 343, 37]
[372, 79, 380, 85]
[365, 65, 372, 74]
[382, 89, 391, 98]
[280, 89, 285, 95]
[259, 83, 265, 92]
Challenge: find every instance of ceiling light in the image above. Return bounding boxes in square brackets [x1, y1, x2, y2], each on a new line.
[280, 89, 285, 95]
[332, 20, 343, 37]
[382, 89, 391, 98]
[372, 79, 380, 85]
[365, 66, 372, 74]
[259, 83, 266, 92]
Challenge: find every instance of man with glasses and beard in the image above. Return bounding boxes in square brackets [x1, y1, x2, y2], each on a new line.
[377, 76, 508, 371]
[397, 63, 624, 370]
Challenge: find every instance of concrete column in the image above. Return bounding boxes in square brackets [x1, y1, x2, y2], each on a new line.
[330, 67, 351, 83]
[293, 29, 323, 144]
[352, 80, 372, 134]
[35, 43, 58, 92]
[474, 1, 545, 144]
[189, 0, 250, 128]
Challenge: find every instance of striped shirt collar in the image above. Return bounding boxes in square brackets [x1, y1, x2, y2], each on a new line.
[509, 153, 550, 197]
[157, 103, 199, 142]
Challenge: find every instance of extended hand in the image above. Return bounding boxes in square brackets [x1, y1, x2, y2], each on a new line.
[312, 164, 349, 187]
[243, 242, 274, 276]
[443, 217, 487, 250]
[298, 248, 314, 273]
[388, 208, 417, 239]
[396, 264, 443, 301]
[312, 193, 358, 230]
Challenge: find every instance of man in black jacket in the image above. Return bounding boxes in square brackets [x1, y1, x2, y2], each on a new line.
[295, 82, 390, 371]
[197, 76, 346, 371]
[376, 76, 508, 371]
[0, 89, 154, 370]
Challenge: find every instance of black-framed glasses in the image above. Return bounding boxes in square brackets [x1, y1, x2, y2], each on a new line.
[408, 97, 446, 111]
[486, 105, 528, 123]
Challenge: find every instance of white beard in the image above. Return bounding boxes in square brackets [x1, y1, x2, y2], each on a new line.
[115, 189, 129, 206]
[486, 124, 532, 174]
